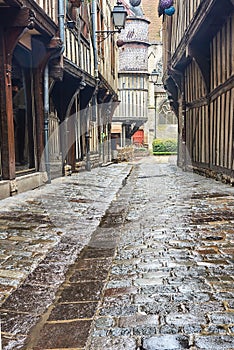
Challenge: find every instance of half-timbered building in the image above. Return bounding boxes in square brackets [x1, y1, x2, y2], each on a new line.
[112, 1, 150, 147]
[0, 0, 119, 199]
[162, 0, 234, 184]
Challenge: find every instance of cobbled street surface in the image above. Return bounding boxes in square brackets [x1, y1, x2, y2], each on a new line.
[0, 163, 132, 349]
[1, 156, 234, 350]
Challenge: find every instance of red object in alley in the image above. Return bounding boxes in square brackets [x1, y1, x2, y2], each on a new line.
[133, 130, 144, 145]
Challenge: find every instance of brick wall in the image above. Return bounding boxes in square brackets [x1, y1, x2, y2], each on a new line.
[141, 0, 162, 42]
[119, 46, 148, 72]
[119, 18, 149, 42]
[118, 17, 150, 72]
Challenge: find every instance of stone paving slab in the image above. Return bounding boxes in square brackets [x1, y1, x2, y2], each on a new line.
[33, 320, 92, 349]
[0, 164, 132, 348]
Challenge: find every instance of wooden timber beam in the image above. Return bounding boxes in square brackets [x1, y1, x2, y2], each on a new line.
[167, 68, 183, 93]
[31, 36, 63, 172]
[64, 58, 96, 88]
[0, 33, 15, 180]
[0, 6, 36, 180]
[188, 44, 210, 93]
[128, 121, 144, 138]
[209, 75, 234, 102]
[21, 0, 58, 37]
[3, 0, 22, 7]
[2, 1, 58, 37]
[171, 0, 233, 70]
[0, 6, 34, 27]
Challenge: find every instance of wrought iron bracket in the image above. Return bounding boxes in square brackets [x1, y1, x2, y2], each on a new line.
[96, 29, 121, 42]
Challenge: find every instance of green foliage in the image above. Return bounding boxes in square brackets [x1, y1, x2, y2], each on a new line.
[152, 138, 177, 154]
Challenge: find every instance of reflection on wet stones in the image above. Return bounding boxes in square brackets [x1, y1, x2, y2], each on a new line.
[59, 281, 104, 302]
[49, 302, 98, 321]
[142, 335, 190, 350]
[34, 320, 92, 349]
[1, 160, 234, 350]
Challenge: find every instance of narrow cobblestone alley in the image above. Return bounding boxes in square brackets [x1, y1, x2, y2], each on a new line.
[0, 164, 132, 349]
[1, 156, 234, 350]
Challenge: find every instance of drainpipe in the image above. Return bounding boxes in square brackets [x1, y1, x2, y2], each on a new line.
[44, 0, 65, 183]
[44, 64, 51, 183]
[85, 112, 91, 171]
[91, 0, 100, 166]
[91, 0, 98, 80]
[58, 0, 65, 43]
[169, 67, 185, 168]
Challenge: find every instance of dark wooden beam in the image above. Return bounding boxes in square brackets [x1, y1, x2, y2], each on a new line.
[186, 97, 208, 109]
[2, 2, 58, 37]
[209, 76, 234, 102]
[0, 6, 33, 27]
[188, 44, 210, 93]
[4, 0, 22, 7]
[171, 0, 233, 69]
[24, 67, 35, 168]
[0, 26, 27, 180]
[163, 76, 179, 117]
[64, 58, 96, 87]
[21, 0, 58, 37]
[31, 37, 64, 172]
[32, 67, 45, 172]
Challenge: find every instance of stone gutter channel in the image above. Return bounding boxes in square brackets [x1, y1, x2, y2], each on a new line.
[0, 163, 134, 350]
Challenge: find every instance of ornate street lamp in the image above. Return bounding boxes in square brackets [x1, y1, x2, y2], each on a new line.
[111, 0, 127, 31]
[151, 68, 160, 85]
[96, 0, 127, 40]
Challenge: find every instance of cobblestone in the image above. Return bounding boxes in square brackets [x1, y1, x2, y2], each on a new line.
[0, 164, 132, 349]
[0, 164, 131, 303]
[194, 335, 234, 349]
[86, 156, 234, 349]
[1, 156, 234, 349]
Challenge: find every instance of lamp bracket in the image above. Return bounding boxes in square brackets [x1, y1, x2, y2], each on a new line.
[96, 29, 121, 42]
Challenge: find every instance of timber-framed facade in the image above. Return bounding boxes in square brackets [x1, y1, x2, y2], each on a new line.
[163, 0, 234, 184]
[0, 0, 119, 199]
[112, 4, 150, 148]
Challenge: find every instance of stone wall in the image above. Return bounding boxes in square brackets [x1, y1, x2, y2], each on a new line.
[118, 17, 150, 73]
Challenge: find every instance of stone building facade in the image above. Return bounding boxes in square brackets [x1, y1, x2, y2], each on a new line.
[142, 0, 177, 150]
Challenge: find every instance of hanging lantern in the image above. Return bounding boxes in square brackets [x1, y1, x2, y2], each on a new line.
[164, 6, 175, 16]
[160, 0, 173, 10]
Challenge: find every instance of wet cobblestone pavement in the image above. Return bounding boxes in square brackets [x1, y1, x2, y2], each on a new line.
[0, 163, 132, 349]
[1, 156, 234, 349]
[85, 157, 234, 350]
